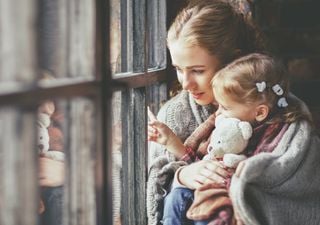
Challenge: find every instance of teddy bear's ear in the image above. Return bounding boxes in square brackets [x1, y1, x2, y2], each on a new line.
[238, 121, 253, 140]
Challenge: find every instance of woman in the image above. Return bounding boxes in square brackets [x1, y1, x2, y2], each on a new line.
[147, 0, 267, 224]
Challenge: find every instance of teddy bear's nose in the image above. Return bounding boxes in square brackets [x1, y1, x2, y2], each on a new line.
[38, 144, 44, 150]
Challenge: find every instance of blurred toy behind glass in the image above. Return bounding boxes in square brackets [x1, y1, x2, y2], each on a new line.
[37, 100, 64, 214]
[37, 100, 64, 161]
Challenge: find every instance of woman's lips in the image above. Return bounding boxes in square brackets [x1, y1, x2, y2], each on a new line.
[191, 92, 204, 99]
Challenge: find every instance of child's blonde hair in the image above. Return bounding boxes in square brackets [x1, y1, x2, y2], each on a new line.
[212, 53, 311, 124]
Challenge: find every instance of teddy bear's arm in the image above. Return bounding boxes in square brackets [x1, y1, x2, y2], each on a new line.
[223, 154, 247, 168]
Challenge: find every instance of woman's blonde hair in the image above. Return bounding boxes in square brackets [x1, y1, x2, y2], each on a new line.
[167, 0, 266, 65]
[212, 53, 311, 124]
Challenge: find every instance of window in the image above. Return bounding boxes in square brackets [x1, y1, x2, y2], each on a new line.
[110, 0, 167, 224]
[0, 1, 167, 225]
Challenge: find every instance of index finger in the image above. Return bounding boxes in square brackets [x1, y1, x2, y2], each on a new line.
[147, 106, 157, 122]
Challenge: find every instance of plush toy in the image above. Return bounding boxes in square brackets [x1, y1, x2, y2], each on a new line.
[37, 101, 64, 214]
[204, 115, 253, 168]
[37, 101, 64, 161]
[37, 113, 51, 154]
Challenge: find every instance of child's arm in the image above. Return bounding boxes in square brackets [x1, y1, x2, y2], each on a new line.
[148, 107, 186, 158]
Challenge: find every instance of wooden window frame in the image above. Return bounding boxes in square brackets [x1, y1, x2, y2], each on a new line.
[0, 0, 167, 225]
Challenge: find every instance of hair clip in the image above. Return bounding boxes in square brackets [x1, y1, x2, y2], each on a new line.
[277, 97, 288, 108]
[256, 81, 266, 92]
[272, 84, 284, 96]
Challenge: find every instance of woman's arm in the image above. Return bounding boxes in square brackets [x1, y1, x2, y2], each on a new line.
[38, 157, 65, 187]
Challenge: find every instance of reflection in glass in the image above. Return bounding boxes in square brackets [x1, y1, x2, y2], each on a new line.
[110, 0, 122, 74]
[37, 98, 97, 225]
[111, 91, 122, 225]
[38, 0, 95, 80]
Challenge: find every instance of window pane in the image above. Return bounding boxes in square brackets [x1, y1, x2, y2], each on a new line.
[39, 0, 95, 79]
[36, 97, 98, 225]
[148, 0, 166, 69]
[111, 0, 166, 77]
[0, 0, 37, 89]
[111, 91, 122, 225]
[110, 0, 122, 74]
[0, 108, 38, 225]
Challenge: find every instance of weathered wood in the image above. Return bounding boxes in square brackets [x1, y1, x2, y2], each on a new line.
[64, 99, 97, 225]
[0, 0, 38, 224]
[147, 0, 167, 69]
[132, 0, 147, 72]
[53, 0, 95, 78]
[0, 109, 38, 225]
[0, 0, 37, 84]
[121, 88, 148, 225]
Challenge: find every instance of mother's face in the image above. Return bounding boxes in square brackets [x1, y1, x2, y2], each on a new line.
[169, 41, 221, 105]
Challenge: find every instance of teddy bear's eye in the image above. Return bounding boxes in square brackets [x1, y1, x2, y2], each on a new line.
[40, 136, 43, 140]
[217, 141, 221, 144]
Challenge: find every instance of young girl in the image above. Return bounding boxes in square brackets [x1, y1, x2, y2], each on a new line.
[148, 53, 316, 225]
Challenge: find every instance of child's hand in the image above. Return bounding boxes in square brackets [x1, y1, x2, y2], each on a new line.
[148, 107, 186, 157]
[147, 107, 173, 145]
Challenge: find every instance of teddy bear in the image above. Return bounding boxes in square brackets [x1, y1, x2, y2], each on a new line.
[37, 100, 65, 214]
[37, 101, 64, 161]
[37, 112, 64, 161]
[204, 115, 253, 168]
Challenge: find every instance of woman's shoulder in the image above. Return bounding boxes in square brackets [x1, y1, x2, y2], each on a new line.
[157, 91, 195, 139]
[157, 90, 190, 122]
[157, 90, 215, 141]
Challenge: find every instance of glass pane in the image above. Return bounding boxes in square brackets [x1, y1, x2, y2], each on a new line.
[0, 0, 37, 90]
[148, 0, 166, 69]
[38, 0, 95, 80]
[110, 0, 122, 74]
[111, 0, 166, 77]
[111, 91, 122, 225]
[0, 108, 38, 225]
[37, 97, 98, 225]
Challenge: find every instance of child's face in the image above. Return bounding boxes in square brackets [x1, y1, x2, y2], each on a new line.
[214, 91, 260, 122]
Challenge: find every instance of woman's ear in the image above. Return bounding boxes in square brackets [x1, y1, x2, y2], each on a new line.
[255, 104, 269, 122]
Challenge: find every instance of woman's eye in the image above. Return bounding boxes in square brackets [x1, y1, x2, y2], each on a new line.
[192, 70, 204, 74]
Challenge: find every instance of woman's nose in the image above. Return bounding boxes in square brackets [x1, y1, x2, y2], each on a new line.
[181, 73, 194, 90]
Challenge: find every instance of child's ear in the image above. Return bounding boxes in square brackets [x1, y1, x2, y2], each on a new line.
[255, 104, 269, 122]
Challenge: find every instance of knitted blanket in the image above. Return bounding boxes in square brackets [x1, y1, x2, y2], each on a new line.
[147, 91, 315, 225]
[186, 122, 289, 224]
[230, 119, 320, 225]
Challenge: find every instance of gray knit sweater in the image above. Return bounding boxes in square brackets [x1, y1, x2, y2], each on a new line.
[147, 90, 214, 225]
